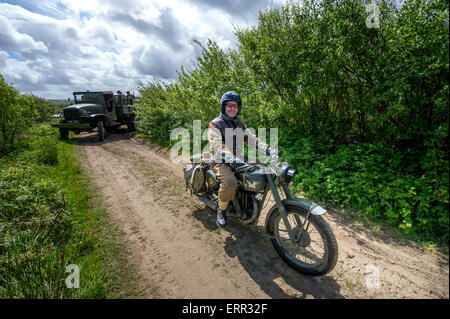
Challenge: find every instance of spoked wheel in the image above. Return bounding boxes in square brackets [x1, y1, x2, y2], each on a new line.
[267, 205, 338, 276]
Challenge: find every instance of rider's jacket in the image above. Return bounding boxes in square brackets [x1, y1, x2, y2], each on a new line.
[207, 114, 262, 161]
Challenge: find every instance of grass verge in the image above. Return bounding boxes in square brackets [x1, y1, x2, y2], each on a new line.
[0, 124, 142, 298]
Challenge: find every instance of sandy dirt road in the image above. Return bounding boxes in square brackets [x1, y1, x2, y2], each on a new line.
[76, 131, 449, 299]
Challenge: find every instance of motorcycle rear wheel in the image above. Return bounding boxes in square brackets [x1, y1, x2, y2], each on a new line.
[267, 205, 338, 276]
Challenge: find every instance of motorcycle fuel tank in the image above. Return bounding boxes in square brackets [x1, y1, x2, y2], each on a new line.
[236, 165, 267, 192]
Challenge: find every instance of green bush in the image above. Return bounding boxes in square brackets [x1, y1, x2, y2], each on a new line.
[0, 74, 37, 154]
[34, 137, 59, 166]
[284, 140, 449, 242]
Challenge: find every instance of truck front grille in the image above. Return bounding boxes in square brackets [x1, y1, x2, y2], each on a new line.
[64, 108, 80, 120]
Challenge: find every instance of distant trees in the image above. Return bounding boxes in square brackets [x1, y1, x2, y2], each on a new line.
[0, 73, 65, 154]
[32, 95, 65, 123]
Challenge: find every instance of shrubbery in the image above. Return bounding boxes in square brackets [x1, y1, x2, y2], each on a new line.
[0, 74, 37, 154]
[0, 74, 65, 154]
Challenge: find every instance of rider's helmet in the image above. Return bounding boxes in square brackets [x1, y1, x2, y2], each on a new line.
[220, 91, 242, 115]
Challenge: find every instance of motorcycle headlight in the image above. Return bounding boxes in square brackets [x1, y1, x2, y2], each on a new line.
[275, 163, 298, 184]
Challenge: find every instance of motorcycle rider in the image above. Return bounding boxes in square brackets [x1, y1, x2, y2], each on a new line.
[207, 91, 280, 227]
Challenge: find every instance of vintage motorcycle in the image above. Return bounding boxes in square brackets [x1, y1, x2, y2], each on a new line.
[183, 152, 338, 276]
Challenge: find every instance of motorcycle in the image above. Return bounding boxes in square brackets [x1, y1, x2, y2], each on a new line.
[183, 152, 338, 276]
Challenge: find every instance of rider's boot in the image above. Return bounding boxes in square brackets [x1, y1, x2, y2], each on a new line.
[216, 200, 229, 228]
[216, 208, 227, 228]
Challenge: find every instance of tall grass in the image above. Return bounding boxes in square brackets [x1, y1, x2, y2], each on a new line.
[0, 124, 137, 298]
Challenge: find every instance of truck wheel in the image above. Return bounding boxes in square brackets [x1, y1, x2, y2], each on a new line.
[97, 121, 105, 142]
[127, 121, 136, 132]
[127, 116, 136, 132]
[59, 128, 69, 140]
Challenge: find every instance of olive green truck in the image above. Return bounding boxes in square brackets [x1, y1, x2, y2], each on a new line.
[51, 90, 136, 141]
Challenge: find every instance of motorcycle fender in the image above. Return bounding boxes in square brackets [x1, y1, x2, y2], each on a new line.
[264, 198, 327, 234]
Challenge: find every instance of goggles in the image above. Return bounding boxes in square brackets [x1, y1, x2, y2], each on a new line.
[225, 103, 239, 109]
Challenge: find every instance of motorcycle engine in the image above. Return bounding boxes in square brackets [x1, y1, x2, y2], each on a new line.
[235, 192, 260, 223]
[205, 169, 219, 190]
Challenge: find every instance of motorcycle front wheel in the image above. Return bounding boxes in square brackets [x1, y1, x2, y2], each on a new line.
[267, 205, 338, 276]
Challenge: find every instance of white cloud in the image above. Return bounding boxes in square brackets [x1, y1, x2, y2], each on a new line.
[0, 0, 290, 99]
[0, 14, 48, 53]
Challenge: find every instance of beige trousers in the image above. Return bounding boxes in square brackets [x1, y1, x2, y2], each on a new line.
[212, 164, 238, 210]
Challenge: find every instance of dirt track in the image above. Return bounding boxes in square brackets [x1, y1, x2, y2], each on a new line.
[76, 131, 449, 299]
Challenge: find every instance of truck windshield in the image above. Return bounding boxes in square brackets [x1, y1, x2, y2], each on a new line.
[74, 92, 103, 104]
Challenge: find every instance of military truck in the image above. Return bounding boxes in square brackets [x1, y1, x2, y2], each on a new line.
[51, 90, 136, 141]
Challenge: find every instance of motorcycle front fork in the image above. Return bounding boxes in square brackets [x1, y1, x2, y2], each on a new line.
[267, 174, 310, 245]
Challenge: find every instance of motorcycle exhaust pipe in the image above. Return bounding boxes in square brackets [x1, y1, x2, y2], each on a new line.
[196, 195, 218, 211]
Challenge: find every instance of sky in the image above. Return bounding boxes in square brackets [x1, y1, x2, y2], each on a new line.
[0, 0, 289, 99]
